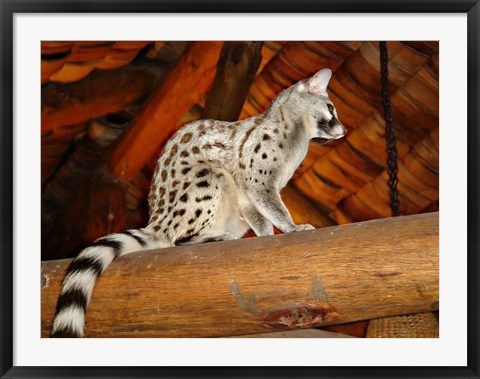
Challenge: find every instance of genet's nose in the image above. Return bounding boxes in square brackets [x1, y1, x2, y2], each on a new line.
[334, 123, 347, 139]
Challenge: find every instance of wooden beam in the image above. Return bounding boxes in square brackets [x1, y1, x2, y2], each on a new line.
[41, 63, 167, 132]
[202, 41, 263, 121]
[41, 212, 438, 337]
[106, 42, 223, 180]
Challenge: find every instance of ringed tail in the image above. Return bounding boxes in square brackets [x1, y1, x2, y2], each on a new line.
[50, 228, 168, 338]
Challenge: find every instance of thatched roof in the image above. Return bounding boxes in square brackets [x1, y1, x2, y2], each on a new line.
[41, 41, 438, 260]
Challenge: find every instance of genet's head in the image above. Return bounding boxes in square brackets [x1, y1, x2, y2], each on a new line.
[294, 68, 347, 143]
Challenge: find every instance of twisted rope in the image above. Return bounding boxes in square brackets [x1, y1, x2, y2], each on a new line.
[379, 41, 400, 217]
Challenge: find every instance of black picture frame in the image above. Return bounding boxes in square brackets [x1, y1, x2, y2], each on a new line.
[1, 1, 479, 378]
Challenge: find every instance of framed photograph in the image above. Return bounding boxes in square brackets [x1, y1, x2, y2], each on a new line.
[1, 1, 479, 378]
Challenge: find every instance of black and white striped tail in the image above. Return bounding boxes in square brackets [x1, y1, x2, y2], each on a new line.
[50, 228, 166, 338]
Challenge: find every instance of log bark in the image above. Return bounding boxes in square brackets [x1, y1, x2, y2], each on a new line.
[202, 41, 263, 121]
[106, 42, 223, 180]
[41, 62, 167, 132]
[41, 212, 438, 338]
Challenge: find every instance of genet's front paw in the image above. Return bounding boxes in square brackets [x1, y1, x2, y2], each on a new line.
[292, 224, 315, 232]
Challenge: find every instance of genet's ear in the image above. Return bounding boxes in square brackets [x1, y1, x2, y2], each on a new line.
[296, 68, 332, 94]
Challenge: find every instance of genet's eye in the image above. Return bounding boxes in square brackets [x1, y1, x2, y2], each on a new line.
[327, 104, 334, 114]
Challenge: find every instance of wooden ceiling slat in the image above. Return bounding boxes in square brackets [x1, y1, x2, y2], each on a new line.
[397, 161, 438, 203]
[422, 200, 439, 214]
[391, 64, 439, 145]
[337, 193, 381, 222]
[344, 112, 409, 167]
[412, 128, 439, 171]
[312, 155, 365, 194]
[362, 172, 425, 218]
[107, 41, 223, 180]
[293, 142, 331, 180]
[355, 179, 392, 219]
[294, 169, 351, 211]
[256, 41, 287, 76]
[403, 154, 439, 190]
[396, 177, 434, 215]
[327, 149, 377, 185]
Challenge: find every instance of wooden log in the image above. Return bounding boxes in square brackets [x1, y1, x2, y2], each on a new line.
[202, 41, 263, 121]
[42, 62, 167, 132]
[106, 41, 223, 180]
[41, 212, 438, 338]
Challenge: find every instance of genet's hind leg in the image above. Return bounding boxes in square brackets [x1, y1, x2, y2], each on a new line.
[172, 164, 249, 246]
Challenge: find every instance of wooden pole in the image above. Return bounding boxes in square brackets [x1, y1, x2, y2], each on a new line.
[202, 41, 263, 121]
[41, 212, 438, 338]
